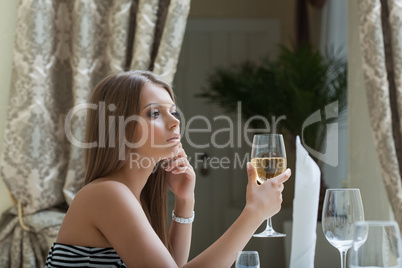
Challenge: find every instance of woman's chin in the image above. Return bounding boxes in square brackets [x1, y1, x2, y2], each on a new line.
[161, 148, 180, 160]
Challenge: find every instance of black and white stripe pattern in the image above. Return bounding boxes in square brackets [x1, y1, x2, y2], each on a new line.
[45, 243, 127, 267]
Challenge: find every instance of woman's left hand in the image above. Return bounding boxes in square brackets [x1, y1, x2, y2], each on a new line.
[165, 143, 196, 201]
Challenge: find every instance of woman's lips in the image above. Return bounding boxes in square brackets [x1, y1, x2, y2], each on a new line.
[167, 135, 180, 142]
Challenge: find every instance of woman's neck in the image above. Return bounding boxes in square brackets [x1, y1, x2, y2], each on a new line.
[108, 160, 156, 201]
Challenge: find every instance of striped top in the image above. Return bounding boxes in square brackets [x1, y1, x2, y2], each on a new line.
[45, 243, 127, 267]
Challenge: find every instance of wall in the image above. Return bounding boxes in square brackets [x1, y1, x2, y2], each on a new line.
[347, 0, 392, 220]
[0, 0, 18, 214]
[189, 0, 322, 48]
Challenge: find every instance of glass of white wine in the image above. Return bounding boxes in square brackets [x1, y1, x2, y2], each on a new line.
[251, 134, 287, 238]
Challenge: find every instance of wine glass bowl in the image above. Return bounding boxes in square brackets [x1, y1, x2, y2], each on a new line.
[251, 157, 287, 184]
[322, 189, 364, 268]
[251, 134, 287, 238]
[236, 251, 260, 268]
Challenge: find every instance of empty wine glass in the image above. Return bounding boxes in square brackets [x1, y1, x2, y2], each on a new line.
[236, 251, 260, 268]
[349, 221, 402, 268]
[322, 189, 365, 268]
[250, 134, 287, 238]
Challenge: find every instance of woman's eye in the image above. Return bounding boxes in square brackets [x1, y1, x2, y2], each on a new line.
[149, 110, 160, 117]
[171, 111, 181, 118]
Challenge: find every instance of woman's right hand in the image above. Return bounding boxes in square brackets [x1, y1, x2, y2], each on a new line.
[245, 162, 291, 223]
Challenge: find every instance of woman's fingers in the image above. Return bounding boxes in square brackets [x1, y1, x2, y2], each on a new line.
[246, 162, 258, 185]
[165, 157, 189, 172]
[171, 166, 189, 174]
[271, 169, 291, 184]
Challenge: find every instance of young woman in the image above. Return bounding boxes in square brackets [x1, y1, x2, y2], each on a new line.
[45, 70, 291, 267]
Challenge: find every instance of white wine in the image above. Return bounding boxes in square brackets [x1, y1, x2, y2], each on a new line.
[251, 157, 287, 184]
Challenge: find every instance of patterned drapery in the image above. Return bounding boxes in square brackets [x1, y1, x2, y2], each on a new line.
[357, 0, 402, 230]
[0, 0, 190, 266]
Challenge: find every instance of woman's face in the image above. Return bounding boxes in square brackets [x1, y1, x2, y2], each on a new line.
[131, 82, 181, 162]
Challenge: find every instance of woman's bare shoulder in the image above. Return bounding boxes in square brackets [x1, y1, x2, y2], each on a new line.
[68, 178, 142, 225]
[57, 179, 138, 247]
[75, 179, 135, 203]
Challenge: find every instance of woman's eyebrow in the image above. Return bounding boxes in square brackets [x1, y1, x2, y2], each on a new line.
[143, 103, 176, 109]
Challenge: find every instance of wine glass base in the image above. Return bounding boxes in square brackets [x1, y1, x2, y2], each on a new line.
[253, 230, 286, 238]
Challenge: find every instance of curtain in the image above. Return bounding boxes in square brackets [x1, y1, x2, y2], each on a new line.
[357, 0, 402, 230]
[0, 0, 190, 267]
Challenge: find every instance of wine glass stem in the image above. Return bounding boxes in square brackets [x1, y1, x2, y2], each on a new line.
[265, 217, 273, 232]
[339, 249, 347, 268]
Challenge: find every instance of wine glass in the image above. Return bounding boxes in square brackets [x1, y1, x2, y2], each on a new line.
[349, 221, 402, 268]
[322, 189, 364, 268]
[236, 251, 260, 268]
[251, 134, 287, 238]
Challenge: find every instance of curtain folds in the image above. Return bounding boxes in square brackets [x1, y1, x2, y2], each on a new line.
[153, 0, 190, 82]
[357, 0, 402, 230]
[0, 0, 190, 266]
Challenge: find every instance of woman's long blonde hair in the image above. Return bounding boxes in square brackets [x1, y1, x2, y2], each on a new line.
[83, 70, 174, 248]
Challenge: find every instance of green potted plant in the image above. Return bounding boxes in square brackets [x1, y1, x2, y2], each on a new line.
[198, 44, 347, 220]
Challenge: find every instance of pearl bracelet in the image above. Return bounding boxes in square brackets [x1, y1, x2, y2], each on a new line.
[172, 210, 195, 224]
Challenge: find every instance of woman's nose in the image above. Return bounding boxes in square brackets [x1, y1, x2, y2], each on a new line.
[167, 113, 180, 129]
